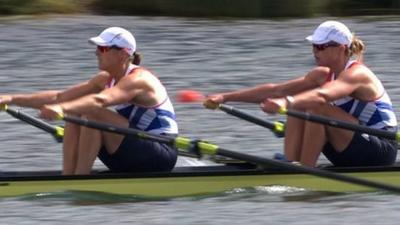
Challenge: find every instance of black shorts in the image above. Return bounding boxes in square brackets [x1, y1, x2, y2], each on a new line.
[98, 134, 178, 173]
[322, 131, 397, 167]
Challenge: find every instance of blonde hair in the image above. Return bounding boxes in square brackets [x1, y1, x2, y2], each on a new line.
[348, 33, 365, 62]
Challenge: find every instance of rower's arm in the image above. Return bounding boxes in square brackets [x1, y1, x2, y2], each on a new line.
[288, 70, 363, 110]
[5, 72, 108, 109]
[8, 90, 62, 109]
[222, 74, 319, 103]
[59, 70, 147, 115]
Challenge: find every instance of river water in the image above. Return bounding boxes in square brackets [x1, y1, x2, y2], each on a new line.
[0, 15, 400, 224]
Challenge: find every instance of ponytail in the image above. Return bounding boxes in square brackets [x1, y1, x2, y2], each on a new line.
[132, 52, 142, 65]
[349, 34, 365, 62]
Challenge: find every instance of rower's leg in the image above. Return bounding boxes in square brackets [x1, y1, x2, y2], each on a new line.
[62, 122, 80, 175]
[284, 116, 305, 162]
[299, 104, 357, 167]
[299, 120, 327, 166]
[73, 108, 129, 175]
[74, 125, 102, 175]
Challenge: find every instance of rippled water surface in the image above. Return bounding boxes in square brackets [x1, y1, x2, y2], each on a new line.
[1, 15, 400, 224]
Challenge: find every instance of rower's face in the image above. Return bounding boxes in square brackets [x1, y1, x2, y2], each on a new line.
[312, 42, 343, 67]
[95, 46, 122, 70]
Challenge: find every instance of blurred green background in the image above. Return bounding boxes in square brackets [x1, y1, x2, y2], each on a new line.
[0, 0, 399, 17]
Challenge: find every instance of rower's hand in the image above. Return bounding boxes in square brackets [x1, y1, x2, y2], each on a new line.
[203, 94, 224, 110]
[39, 104, 64, 120]
[0, 95, 12, 110]
[260, 98, 287, 114]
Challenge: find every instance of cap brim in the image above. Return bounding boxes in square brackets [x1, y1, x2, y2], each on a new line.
[88, 36, 109, 46]
[306, 35, 329, 44]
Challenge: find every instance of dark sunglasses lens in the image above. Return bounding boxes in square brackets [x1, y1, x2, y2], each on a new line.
[313, 43, 339, 51]
[314, 44, 324, 51]
[97, 46, 108, 53]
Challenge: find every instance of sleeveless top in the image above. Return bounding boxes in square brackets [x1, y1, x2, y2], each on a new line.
[108, 64, 179, 135]
[327, 60, 397, 129]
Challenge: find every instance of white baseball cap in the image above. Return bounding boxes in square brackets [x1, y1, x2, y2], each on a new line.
[306, 21, 353, 47]
[89, 27, 136, 56]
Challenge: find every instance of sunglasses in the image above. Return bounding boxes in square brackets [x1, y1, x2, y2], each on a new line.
[97, 45, 123, 53]
[312, 42, 340, 51]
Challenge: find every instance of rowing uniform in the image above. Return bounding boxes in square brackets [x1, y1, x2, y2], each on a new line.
[322, 60, 398, 166]
[98, 64, 179, 172]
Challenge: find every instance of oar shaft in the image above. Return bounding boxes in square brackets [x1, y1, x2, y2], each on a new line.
[285, 110, 397, 140]
[1, 106, 231, 161]
[218, 104, 285, 137]
[6, 107, 56, 134]
[4, 107, 63, 142]
[63, 116, 174, 145]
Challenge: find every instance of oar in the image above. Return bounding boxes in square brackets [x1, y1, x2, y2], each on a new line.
[278, 108, 400, 142]
[177, 90, 285, 137]
[0, 104, 64, 142]
[0, 105, 237, 162]
[58, 114, 400, 193]
[215, 103, 285, 137]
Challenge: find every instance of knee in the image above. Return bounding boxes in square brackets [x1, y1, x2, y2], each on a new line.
[81, 110, 105, 121]
[307, 104, 332, 115]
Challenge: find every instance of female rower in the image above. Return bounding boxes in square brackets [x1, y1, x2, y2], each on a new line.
[0, 27, 178, 175]
[204, 20, 397, 167]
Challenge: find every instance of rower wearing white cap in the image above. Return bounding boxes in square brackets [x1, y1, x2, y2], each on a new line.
[0, 27, 179, 175]
[204, 20, 397, 167]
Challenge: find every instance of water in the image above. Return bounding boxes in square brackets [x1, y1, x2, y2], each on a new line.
[1, 15, 400, 224]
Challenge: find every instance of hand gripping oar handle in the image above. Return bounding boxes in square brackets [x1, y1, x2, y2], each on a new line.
[60, 114, 400, 193]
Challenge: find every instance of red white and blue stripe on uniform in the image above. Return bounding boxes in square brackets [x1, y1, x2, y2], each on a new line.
[109, 64, 178, 135]
[330, 60, 397, 129]
[115, 98, 178, 134]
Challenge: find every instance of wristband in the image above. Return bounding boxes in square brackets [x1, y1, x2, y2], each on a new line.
[285, 95, 295, 108]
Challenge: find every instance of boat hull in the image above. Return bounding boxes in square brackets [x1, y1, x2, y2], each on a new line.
[1, 165, 400, 198]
